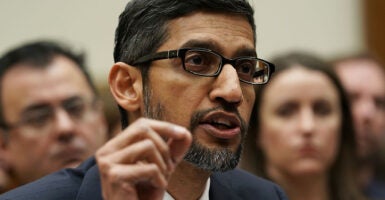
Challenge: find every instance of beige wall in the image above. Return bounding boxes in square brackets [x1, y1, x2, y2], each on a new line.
[250, 0, 364, 59]
[0, 0, 364, 83]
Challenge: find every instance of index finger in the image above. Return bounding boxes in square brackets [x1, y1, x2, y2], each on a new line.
[104, 118, 191, 154]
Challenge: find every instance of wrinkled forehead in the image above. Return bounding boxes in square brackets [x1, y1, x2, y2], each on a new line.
[162, 11, 255, 56]
[336, 61, 385, 90]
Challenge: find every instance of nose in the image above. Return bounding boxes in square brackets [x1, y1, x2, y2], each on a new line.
[52, 108, 77, 142]
[209, 64, 243, 105]
[298, 108, 315, 135]
[355, 99, 376, 124]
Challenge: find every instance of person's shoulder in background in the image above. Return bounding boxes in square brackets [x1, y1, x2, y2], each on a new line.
[0, 157, 96, 200]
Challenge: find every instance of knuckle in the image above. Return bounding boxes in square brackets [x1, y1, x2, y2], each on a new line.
[96, 157, 111, 171]
[108, 166, 124, 183]
[140, 142, 160, 160]
[95, 148, 106, 158]
[142, 139, 156, 150]
[135, 120, 152, 135]
[146, 163, 161, 174]
[135, 118, 149, 127]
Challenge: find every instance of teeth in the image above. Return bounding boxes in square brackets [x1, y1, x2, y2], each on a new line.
[212, 119, 232, 127]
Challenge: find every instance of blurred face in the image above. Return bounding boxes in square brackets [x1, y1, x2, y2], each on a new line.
[335, 60, 385, 159]
[142, 11, 256, 171]
[258, 67, 341, 178]
[1, 56, 108, 185]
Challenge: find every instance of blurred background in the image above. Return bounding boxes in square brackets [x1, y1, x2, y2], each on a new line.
[0, 0, 383, 85]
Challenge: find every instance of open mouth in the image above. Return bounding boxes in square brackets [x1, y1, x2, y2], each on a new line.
[204, 118, 238, 130]
[199, 111, 241, 139]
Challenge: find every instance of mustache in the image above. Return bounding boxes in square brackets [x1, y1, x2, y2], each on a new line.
[189, 106, 248, 135]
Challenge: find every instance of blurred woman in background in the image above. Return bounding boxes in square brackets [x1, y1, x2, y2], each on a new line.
[240, 52, 367, 200]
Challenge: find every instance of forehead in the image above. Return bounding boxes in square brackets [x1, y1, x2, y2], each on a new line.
[1, 56, 94, 112]
[263, 67, 339, 104]
[159, 11, 255, 56]
[336, 60, 385, 93]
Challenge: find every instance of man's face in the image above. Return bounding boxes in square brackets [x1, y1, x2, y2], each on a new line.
[335, 60, 385, 159]
[1, 56, 108, 184]
[142, 11, 256, 171]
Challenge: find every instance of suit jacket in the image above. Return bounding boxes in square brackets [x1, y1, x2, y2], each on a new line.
[0, 157, 288, 200]
[365, 179, 385, 200]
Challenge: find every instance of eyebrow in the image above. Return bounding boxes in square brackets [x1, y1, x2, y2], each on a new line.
[180, 39, 257, 58]
[21, 104, 51, 115]
[21, 96, 84, 114]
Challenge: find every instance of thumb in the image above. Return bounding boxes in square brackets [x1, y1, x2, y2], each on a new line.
[167, 126, 192, 164]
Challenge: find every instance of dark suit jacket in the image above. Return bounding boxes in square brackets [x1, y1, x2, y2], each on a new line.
[0, 157, 288, 200]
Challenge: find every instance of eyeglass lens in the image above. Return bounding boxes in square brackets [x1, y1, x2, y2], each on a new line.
[183, 49, 269, 84]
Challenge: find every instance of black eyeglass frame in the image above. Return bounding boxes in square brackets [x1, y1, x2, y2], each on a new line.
[132, 48, 275, 85]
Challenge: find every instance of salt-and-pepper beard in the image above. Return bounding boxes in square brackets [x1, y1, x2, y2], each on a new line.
[143, 82, 248, 172]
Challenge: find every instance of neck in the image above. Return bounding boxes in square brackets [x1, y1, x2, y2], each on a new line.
[167, 161, 211, 200]
[269, 171, 331, 200]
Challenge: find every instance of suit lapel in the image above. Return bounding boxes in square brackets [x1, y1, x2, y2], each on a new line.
[76, 164, 103, 200]
[209, 172, 240, 200]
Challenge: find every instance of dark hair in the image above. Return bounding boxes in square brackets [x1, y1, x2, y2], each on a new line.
[241, 52, 365, 200]
[113, 0, 255, 128]
[332, 52, 385, 70]
[0, 40, 98, 127]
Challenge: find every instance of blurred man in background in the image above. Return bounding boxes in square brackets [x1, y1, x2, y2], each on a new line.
[334, 53, 385, 199]
[0, 40, 108, 192]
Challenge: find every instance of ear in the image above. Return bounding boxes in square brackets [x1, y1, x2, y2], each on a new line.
[108, 62, 143, 112]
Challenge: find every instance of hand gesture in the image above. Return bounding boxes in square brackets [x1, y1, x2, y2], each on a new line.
[96, 118, 192, 200]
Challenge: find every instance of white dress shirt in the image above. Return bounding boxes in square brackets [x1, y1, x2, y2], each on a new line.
[163, 178, 211, 200]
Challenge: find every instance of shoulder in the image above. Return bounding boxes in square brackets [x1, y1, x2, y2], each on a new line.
[0, 157, 97, 200]
[210, 168, 288, 200]
[365, 179, 385, 199]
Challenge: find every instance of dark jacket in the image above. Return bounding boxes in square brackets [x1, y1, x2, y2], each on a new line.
[0, 157, 288, 200]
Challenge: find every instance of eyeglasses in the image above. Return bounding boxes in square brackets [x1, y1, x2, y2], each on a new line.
[132, 48, 275, 85]
[2, 97, 100, 136]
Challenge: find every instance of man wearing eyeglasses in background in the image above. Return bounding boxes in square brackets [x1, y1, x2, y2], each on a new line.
[0, 41, 108, 192]
[0, 0, 288, 199]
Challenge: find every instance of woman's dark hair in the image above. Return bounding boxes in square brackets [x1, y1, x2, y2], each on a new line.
[241, 52, 365, 200]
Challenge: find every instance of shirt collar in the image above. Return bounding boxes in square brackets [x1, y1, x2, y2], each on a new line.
[163, 178, 211, 200]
